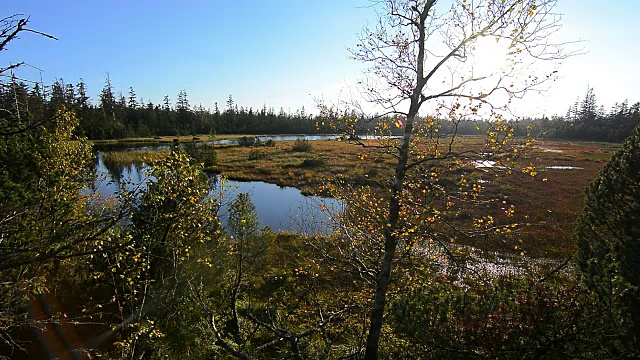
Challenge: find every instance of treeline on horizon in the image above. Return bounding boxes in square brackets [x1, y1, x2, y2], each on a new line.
[2, 75, 639, 142]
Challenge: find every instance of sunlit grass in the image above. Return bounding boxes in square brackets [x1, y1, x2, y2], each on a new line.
[211, 137, 619, 258]
[100, 136, 619, 258]
[102, 149, 170, 168]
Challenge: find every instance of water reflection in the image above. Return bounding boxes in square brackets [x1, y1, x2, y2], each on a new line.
[213, 179, 342, 235]
[93, 152, 150, 195]
[92, 153, 343, 234]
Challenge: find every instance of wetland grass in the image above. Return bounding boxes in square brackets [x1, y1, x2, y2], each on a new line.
[102, 136, 618, 258]
[101, 149, 170, 169]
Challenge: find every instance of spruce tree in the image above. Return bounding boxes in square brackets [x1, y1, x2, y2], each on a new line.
[127, 86, 137, 109]
[575, 122, 640, 351]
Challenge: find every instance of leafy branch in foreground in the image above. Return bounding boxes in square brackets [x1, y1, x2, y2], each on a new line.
[318, 0, 576, 358]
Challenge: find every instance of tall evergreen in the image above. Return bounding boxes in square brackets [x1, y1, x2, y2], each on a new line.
[577, 86, 597, 123]
[127, 86, 137, 109]
[49, 79, 66, 113]
[575, 123, 640, 353]
[176, 90, 189, 111]
[100, 75, 116, 123]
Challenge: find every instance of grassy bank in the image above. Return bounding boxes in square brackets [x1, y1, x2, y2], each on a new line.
[90, 134, 319, 146]
[102, 149, 170, 168]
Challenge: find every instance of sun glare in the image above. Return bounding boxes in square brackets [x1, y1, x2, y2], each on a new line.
[470, 36, 512, 75]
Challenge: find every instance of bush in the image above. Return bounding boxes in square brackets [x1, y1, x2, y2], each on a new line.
[298, 158, 326, 168]
[183, 143, 218, 167]
[248, 149, 265, 160]
[291, 138, 312, 152]
[388, 277, 609, 359]
[263, 139, 276, 147]
[237, 136, 261, 147]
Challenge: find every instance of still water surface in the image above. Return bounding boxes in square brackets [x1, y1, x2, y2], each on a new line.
[93, 152, 343, 234]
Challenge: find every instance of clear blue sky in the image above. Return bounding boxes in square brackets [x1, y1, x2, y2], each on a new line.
[3, 0, 639, 117]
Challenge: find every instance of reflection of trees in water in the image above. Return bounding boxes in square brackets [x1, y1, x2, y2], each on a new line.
[208, 174, 220, 191]
[100, 156, 144, 184]
[97, 150, 219, 187]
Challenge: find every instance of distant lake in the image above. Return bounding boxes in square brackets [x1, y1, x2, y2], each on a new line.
[93, 134, 342, 152]
[92, 134, 400, 152]
[91, 152, 344, 234]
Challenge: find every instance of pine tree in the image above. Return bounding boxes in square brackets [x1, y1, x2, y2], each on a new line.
[128, 86, 137, 109]
[76, 79, 90, 109]
[578, 87, 597, 124]
[49, 79, 66, 112]
[176, 90, 189, 111]
[226, 94, 234, 114]
[575, 123, 640, 352]
[100, 75, 116, 122]
[63, 83, 75, 105]
[27, 83, 46, 122]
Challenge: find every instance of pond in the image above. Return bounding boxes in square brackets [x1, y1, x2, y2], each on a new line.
[92, 152, 343, 234]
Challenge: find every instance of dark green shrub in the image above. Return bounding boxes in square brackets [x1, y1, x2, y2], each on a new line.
[263, 139, 276, 147]
[248, 149, 265, 160]
[366, 167, 379, 178]
[292, 138, 312, 152]
[183, 143, 218, 167]
[575, 123, 640, 354]
[298, 158, 325, 168]
[238, 136, 261, 147]
[388, 277, 610, 359]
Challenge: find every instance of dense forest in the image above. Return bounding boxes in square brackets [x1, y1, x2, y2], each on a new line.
[1, 75, 638, 142]
[0, 76, 321, 139]
[527, 87, 640, 142]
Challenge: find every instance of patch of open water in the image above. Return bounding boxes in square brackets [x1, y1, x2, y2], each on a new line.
[91, 152, 343, 234]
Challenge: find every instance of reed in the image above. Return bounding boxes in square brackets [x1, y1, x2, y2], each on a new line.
[102, 149, 170, 168]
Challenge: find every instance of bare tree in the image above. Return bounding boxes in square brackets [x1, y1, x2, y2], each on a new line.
[0, 15, 57, 136]
[320, 1, 576, 358]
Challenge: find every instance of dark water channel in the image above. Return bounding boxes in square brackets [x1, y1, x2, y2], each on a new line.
[92, 148, 343, 234]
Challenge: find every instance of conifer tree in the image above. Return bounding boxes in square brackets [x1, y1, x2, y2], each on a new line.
[100, 74, 116, 122]
[127, 86, 137, 109]
[575, 123, 640, 352]
[75, 79, 90, 109]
